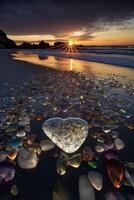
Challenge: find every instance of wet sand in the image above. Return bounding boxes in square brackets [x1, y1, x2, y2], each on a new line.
[1, 50, 134, 83]
[0, 50, 52, 83]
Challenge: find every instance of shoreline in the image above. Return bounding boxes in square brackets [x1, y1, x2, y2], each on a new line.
[1, 49, 134, 69]
[0, 49, 134, 85]
[20, 49, 134, 69]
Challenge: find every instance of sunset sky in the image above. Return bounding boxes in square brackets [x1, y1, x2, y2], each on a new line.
[0, 0, 134, 46]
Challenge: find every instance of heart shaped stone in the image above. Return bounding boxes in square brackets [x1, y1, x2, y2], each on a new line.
[42, 117, 89, 153]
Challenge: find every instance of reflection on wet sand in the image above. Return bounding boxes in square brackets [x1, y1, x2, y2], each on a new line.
[12, 51, 134, 82]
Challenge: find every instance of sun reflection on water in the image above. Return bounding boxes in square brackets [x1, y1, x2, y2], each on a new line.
[70, 59, 73, 71]
[12, 51, 134, 83]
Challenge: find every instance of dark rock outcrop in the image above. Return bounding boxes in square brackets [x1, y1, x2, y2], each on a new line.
[19, 42, 33, 49]
[0, 29, 16, 48]
[54, 41, 66, 49]
[39, 41, 50, 48]
[18, 41, 50, 49]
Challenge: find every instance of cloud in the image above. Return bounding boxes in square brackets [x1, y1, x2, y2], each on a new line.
[0, 0, 134, 38]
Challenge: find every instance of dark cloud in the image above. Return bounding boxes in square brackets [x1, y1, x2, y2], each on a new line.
[0, 0, 134, 35]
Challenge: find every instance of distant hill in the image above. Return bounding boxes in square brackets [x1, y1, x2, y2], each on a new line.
[0, 29, 16, 48]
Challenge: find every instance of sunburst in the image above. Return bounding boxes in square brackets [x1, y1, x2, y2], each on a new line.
[53, 40, 78, 53]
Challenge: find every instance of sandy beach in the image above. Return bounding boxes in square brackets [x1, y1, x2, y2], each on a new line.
[0, 50, 134, 200]
[0, 50, 53, 83]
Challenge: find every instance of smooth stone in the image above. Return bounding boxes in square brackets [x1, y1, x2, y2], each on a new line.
[125, 162, 134, 169]
[95, 145, 104, 153]
[42, 117, 88, 153]
[7, 138, 23, 148]
[88, 171, 103, 191]
[82, 146, 95, 161]
[111, 131, 119, 139]
[56, 157, 67, 175]
[104, 149, 119, 160]
[114, 138, 125, 150]
[88, 161, 97, 169]
[16, 130, 26, 137]
[79, 175, 95, 200]
[17, 147, 38, 169]
[125, 170, 134, 188]
[53, 181, 70, 200]
[103, 143, 114, 151]
[11, 185, 18, 196]
[7, 148, 18, 160]
[40, 140, 55, 152]
[106, 159, 125, 188]
[68, 154, 82, 168]
[100, 134, 113, 145]
[102, 126, 112, 133]
[0, 162, 15, 183]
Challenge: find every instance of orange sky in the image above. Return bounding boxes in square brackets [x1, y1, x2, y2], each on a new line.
[8, 24, 134, 46]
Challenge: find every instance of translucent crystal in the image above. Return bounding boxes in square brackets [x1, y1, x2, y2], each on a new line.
[42, 117, 89, 153]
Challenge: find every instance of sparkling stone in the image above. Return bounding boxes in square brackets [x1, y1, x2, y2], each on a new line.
[88, 171, 103, 191]
[56, 157, 67, 175]
[68, 154, 82, 168]
[114, 138, 125, 150]
[17, 147, 38, 169]
[11, 185, 18, 196]
[82, 146, 95, 161]
[16, 130, 26, 137]
[125, 162, 134, 169]
[42, 117, 89, 153]
[125, 170, 134, 188]
[53, 181, 70, 200]
[79, 175, 95, 200]
[111, 131, 119, 139]
[7, 138, 23, 149]
[102, 126, 112, 133]
[95, 145, 104, 153]
[103, 143, 114, 151]
[7, 148, 18, 160]
[106, 159, 125, 188]
[104, 149, 119, 160]
[88, 161, 97, 169]
[40, 140, 55, 152]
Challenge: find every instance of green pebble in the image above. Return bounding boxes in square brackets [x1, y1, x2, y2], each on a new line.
[87, 161, 97, 169]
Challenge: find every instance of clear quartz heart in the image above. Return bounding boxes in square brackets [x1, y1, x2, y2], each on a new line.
[42, 117, 89, 153]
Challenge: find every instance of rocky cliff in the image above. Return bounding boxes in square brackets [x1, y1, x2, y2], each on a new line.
[0, 29, 16, 48]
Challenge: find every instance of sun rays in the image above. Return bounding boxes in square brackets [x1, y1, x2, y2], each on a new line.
[53, 40, 78, 53]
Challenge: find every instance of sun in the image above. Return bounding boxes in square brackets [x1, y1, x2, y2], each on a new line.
[68, 40, 74, 46]
[54, 40, 77, 53]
